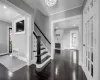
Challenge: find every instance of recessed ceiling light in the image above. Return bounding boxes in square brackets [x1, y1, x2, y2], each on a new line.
[3, 5, 7, 9]
[74, 25, 76, 26]
[10, 55, 12, 57]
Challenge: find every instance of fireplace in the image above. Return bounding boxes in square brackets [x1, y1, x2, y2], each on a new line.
[55, 43, 61, 53]
[55, 43, 61, 49]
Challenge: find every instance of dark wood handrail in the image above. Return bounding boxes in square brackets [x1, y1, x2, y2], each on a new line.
[33, 32, 41, 64]
[34, 23, 51, 45]
[33, 31, 37, 38]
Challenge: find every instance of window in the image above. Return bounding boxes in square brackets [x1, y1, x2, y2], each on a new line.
[16, 20, 24, 32]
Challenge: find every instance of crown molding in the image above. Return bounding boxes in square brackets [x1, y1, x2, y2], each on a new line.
[50, 5, 82, 16]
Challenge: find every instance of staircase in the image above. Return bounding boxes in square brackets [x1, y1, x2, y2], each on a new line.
[33, 25, 51, 72]
[36, 41, 51, 71]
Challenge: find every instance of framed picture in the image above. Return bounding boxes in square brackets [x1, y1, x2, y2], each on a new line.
[14, 17, 25, 34]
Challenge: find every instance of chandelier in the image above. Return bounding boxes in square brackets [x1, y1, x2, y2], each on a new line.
[45, 0, 57, 7]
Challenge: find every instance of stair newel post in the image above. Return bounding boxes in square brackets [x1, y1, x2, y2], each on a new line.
[37, 36, 41, 64]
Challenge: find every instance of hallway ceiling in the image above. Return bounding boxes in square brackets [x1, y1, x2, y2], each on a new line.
[22, 0, 84, 16]
[54, 18, 79, 29]
[0, 2, 20, 23]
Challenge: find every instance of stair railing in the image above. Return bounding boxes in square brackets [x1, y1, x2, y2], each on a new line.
[33, 32, 41, 64]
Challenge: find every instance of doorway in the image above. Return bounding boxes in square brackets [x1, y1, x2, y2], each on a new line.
[0, 0, 32, 66]
[51, 15, 82, 65]
[9, 28, 12, 53]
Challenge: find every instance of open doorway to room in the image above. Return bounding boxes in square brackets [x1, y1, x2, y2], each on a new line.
[50, 15, 86, 80]
[0, 0, 31, 73]
[9, 28, 12, 53]
[51, 15, 82, 65]
[53, 19, 79, 64]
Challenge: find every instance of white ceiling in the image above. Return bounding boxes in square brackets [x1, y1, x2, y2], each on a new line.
[54, 18, 79, 29]
[22, 0, 84, 16]
[0, 0, 84, 23]
[0, 2, 20, 23]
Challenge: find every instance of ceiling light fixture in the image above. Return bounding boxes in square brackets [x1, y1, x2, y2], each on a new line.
[45, 0, 57, 7]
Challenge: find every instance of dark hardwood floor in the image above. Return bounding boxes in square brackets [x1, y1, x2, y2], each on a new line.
[0, 49, 87, 80]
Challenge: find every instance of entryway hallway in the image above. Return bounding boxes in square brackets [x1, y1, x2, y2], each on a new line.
[0, 0, 100, 80]
[0, 50, 87, 80]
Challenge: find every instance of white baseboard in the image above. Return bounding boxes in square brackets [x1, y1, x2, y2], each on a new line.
[79, 61, 82, 66]
[82, 64, 93, 80]
[30, 59, 36, 65]
[0, 52, 9, 56]
[18, 56, 27, 62]
[36, 57, 51, 68]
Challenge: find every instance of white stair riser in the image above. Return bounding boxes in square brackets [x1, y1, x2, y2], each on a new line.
[41, 53, 48, 59]
[36, 57, 51, 68]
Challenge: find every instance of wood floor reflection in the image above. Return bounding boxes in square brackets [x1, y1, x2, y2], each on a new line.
[0, 49, 87, 80]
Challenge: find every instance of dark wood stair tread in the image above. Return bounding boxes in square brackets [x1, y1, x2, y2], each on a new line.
[33, 51, 37, 52]
[35, 51, 48, 57]
[41, 51, 48, 56]
[41, 48, 45, 50]
[41, 55, 50, 63]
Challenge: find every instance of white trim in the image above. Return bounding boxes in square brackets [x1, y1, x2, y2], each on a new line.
[82, 65, 93, 80]
[51, 15, 82, 60]
[36, 57, 51, 68]
[41, 53, 48, 59]
[14, 31, 25, 34]
[51, 15, 81, 23]
[0, 52, 9, 56]
[12, 48, 27, 62]
[30, 59, 36, 65]
[12, 48, 19, 57]
[50, 5, 82, 15]
[26, 16, 32, 65]
[18, 56, 27, 62]
[12, 14, 20, 19]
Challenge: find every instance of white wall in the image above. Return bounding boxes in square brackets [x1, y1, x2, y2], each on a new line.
[0, 20, 11, 54]
[34, 10, 51, 52]
[12, 15, 27, 58]
[62, 29, 70, 49]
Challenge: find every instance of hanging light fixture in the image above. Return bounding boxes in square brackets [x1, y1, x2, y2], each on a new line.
[45, 0, 57, 7]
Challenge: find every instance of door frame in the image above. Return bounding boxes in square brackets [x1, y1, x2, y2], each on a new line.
[70, 30, 79, 49]
[9, 28, 12, 53]
[51, 15, 82, 65]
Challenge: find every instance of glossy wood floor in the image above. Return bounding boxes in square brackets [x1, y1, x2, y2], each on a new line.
[0, 50, 87, 80]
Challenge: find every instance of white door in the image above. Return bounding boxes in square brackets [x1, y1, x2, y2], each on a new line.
[83, 0, 97, 79]
[70, 30, 78, 49]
